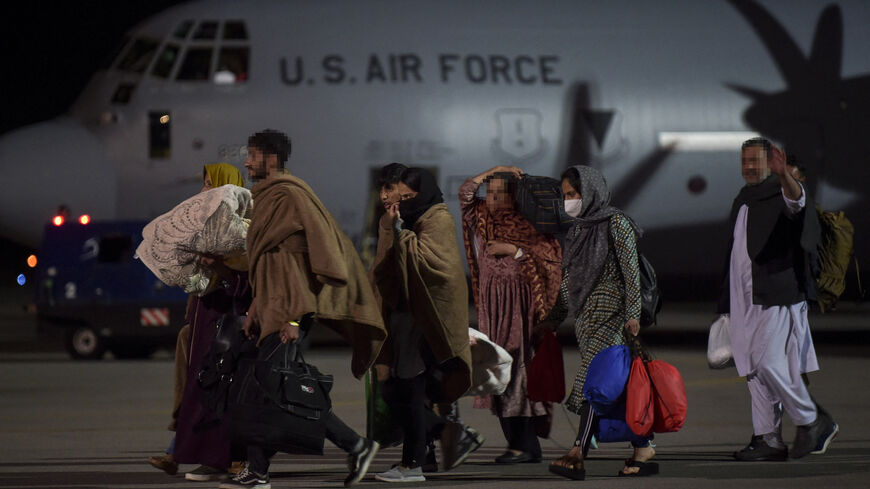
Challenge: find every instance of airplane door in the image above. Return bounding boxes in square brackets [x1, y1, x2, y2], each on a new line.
[149, 111, 171, 159]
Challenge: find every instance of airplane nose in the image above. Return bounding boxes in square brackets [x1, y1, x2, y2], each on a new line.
[0, 117, 117, 246]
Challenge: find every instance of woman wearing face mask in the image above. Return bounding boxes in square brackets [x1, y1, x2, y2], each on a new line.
[459, 165, 562, 464]
[546, 166, 654, 480]
[371, 167, 472, 483]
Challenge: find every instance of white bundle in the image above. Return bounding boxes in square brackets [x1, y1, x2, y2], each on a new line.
[136, 185, 252, 295]
[465, 328, 514, 396]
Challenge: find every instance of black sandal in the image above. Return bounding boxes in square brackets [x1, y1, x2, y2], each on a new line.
[549, 456, 586, 480]
[618, 458, 659, 477]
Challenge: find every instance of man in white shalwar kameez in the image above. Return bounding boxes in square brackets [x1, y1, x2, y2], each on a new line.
[720, 138, 838, 461]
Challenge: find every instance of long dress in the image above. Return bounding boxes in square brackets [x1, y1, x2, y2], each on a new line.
[173, 271, 251, 469]
[472, 242, 548, 417]
[549, 214, 641, 414]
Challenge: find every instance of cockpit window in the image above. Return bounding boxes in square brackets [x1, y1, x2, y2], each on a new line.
[100, 36, 130, 70]
[176, 47, 213, 81]
[117, 38, 160, 73]
[193, 21, 219, 40]
[223, 21, 248, 40]
[151, 44, 180, 78]
[215, 47, 249, 84]
[174, 20, 194, 39]
[111, 83, 136, 104]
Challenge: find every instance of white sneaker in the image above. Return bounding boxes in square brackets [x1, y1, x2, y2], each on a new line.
[375, 465, 426, 483]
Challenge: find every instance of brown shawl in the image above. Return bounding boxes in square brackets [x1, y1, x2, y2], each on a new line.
[460, 180, 561, 322]
[372, 203, 472, 403]
[247, 174, 386, 378]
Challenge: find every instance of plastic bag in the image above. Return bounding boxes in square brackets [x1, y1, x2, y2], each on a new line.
[707, 314, 734, 369]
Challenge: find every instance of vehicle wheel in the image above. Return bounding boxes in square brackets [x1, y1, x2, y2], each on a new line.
[110, 344, 156, 360]
[66, 327, 106, 360]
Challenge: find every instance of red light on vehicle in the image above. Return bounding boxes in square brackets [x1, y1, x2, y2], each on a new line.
[52, 216, 64, 226]
[79, 215, 91, 225]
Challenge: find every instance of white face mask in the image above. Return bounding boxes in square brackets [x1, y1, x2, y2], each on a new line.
[564, 198, 582, 217]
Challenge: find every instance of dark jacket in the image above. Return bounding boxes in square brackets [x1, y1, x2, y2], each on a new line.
[718, 179, 820, 313]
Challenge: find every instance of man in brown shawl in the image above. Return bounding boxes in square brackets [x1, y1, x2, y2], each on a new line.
[371, 167, 472, 483]
[223, 130, 386, 489]
[460, 165, 562, 464]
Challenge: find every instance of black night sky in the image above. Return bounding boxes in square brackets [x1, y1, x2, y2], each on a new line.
[0, 2, 184, 286]
[0, 1, 184, 135]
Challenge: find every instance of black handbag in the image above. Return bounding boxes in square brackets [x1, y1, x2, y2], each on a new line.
[196, 313, 256, 427]
[227, 342, 333, 454]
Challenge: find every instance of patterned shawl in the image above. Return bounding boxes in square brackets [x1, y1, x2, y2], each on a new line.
[462, 194, 561, 323]
[563, 165, 641, 316]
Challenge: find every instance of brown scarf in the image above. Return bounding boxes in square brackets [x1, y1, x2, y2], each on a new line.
[463, 201, 561, 322]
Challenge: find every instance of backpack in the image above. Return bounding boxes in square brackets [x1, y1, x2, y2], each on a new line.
[602, 216, 661, 327]
[815, 208, 856, 312]
[513, 175, 574, 235]
[638, 253, 662, 328]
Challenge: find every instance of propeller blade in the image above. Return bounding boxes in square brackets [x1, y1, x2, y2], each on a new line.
[727, 0, 810, 88]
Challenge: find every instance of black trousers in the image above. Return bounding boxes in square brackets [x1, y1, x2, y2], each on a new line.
[246, 332, 362, 475]
[572, 401, 650, 456]
[572, 402, 599, 457]
[247, 411, 360, 474]
[381, 374, 446, 468]
[499, 416, 542, 458]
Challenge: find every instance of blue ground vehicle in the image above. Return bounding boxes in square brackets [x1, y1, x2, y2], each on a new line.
[34, 220, 188, 359]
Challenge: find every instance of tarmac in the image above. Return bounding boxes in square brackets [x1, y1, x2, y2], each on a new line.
[1, 303, 869, 488]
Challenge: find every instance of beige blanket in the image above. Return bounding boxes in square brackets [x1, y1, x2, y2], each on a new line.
[137, 186, 251, 295]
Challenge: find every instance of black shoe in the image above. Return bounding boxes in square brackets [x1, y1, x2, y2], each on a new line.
[443, 426, 485, 470]
[733, 435, 788, 461]
[218, 465, 270, 489]
[494, 450, 542, 464]
[422, 445, 438, 473]
[792, 412, 836, 459]
[345, 439, 379, 487]
[811, 421, 839, 455]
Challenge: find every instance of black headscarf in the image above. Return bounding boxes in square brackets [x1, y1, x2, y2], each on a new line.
[563, 165, 641, 315]
[398, 168, 444, 230]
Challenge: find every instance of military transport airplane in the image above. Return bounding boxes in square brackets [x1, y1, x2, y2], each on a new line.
[1, 0, 867, 296]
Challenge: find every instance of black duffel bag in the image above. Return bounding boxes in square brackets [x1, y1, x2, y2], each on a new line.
[227, 341, 333, 455]
[513, 174, 574, 236]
